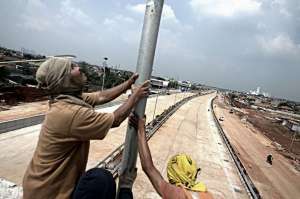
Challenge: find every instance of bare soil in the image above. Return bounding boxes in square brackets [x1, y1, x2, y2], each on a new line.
[214, 95, 300, 199]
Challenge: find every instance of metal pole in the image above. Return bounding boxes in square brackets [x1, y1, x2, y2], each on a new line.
[118, 0, 164, 183]
[101, 67, 106, 91]
[101, 58, 108, 91]
[153, 92, 159, 120]
[288, 132, 297, 152]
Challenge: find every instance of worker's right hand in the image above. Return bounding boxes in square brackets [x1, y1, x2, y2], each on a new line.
[132, 80, 150, 100]
[128, 112, 146, 132]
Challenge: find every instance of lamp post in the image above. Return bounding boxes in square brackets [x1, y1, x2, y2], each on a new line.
[101, 57, 108, 91]
[153, 91, 159, 121]
[118, 0, 164, 187]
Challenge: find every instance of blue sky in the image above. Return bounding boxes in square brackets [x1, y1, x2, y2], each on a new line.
[0, 0, 300, 101]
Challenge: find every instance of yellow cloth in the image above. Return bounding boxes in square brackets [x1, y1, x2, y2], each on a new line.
[167, 154, 207, 192]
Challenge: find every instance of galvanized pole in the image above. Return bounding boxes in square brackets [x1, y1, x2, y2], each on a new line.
[101, 58, 108, 91]
[101, 67, 106, 91]
[118, 0, 164, 184]
[152, 91, 159, 121]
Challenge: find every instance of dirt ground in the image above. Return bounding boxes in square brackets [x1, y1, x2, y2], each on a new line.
[214, 95, 300, 199]
[245, 109, 300, 157]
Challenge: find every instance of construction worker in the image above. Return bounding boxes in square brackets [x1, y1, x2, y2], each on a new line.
[72, 167, 136, 199]
[129, 113, 214, 199]
[22, 57, 149, 199]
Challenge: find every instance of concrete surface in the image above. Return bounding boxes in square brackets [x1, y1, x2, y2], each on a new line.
[0, 92, 249, 199]
[132, 93, 249, 199]
[0, 93, 191, 185]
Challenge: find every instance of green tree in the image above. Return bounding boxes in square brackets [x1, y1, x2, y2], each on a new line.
[0, 66, 10, 80]
[168, 79, 178, 89]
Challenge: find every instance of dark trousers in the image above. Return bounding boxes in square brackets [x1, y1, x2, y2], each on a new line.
[73, 168, 133, 199]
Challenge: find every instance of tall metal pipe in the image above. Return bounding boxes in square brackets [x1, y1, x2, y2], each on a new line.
[118, 0, 164, 183]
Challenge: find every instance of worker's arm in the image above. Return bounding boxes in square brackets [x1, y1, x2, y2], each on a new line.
[112, 80, 150, 127]
[96, 73, 139, 104]
[129, 114, 165, 196]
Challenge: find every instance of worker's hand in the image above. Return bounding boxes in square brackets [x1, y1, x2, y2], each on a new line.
[128, 112, 146, 134]
[128, 112, 138, 130]
[128, 73, 139, 86]
[131, 80, 150, 100]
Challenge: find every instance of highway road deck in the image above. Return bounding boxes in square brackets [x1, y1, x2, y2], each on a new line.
[132, 93, 248, 199]
[0, 93, 250, 199]
[0, 93, 191, 185]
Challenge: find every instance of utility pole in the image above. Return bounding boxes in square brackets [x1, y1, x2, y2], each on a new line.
[288, 131, 297, 152]
[101, 57, 108, 91]
[118, 0, 164, 187]
[153, 91, 159, 121]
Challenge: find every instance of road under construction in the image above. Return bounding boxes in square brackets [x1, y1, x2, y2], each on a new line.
[0, 0, 299, 198]
[0, 92, 249, 198]
[1, 91, 300, 199]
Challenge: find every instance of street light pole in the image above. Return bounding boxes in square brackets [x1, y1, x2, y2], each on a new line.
[153, 91, 159, 121]
[101, 57, 108, 91]
[101, 67, 105, 91]
[118, 0, 164, 185]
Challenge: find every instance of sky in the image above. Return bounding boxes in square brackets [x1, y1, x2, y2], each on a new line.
[0, 0, 299, 101]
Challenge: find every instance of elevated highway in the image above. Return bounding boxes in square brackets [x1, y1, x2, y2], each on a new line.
[0, 93, 192, 184]
[0, 92, 252, 198]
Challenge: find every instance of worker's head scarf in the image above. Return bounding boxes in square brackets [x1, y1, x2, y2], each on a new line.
[35, 57, 84, 94]
[167, 154, 207, 192]
[73, 168, 116, 199]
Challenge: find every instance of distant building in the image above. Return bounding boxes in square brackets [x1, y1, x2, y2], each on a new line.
[150, 76, 169, 89]
[249, 86, 270, 97]
[178, 81, 191, 91]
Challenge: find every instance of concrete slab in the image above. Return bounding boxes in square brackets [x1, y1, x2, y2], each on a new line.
[0, 93, 191, 185]
[132, 94, 249, 199]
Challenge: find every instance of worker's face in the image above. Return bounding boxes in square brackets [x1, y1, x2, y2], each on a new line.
[70, 63, 87, 88]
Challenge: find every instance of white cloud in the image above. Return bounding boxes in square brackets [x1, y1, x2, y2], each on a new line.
[21, 15, 51, 31]
[127, 3, 145, 14]
[257, 34, 300, 55]
[126, 3, 192, 57]
[256, 22, 267, 31]
[271, 0, 291, 17]
[26, 0, 45, 8]
[102, 14, 138, 45]
[19, 0, 96, 32]
[127, 3, 179, 24]
[59, 0, 95, 26]
[190, 0, 261, 17]
[163, 4, 179, 23]
[19, 0, 51, 31]
[103, 15, 135, 27]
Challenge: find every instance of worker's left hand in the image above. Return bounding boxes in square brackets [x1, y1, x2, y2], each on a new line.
[128, 73, 139, 86]
[128, 112, 146, 132]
